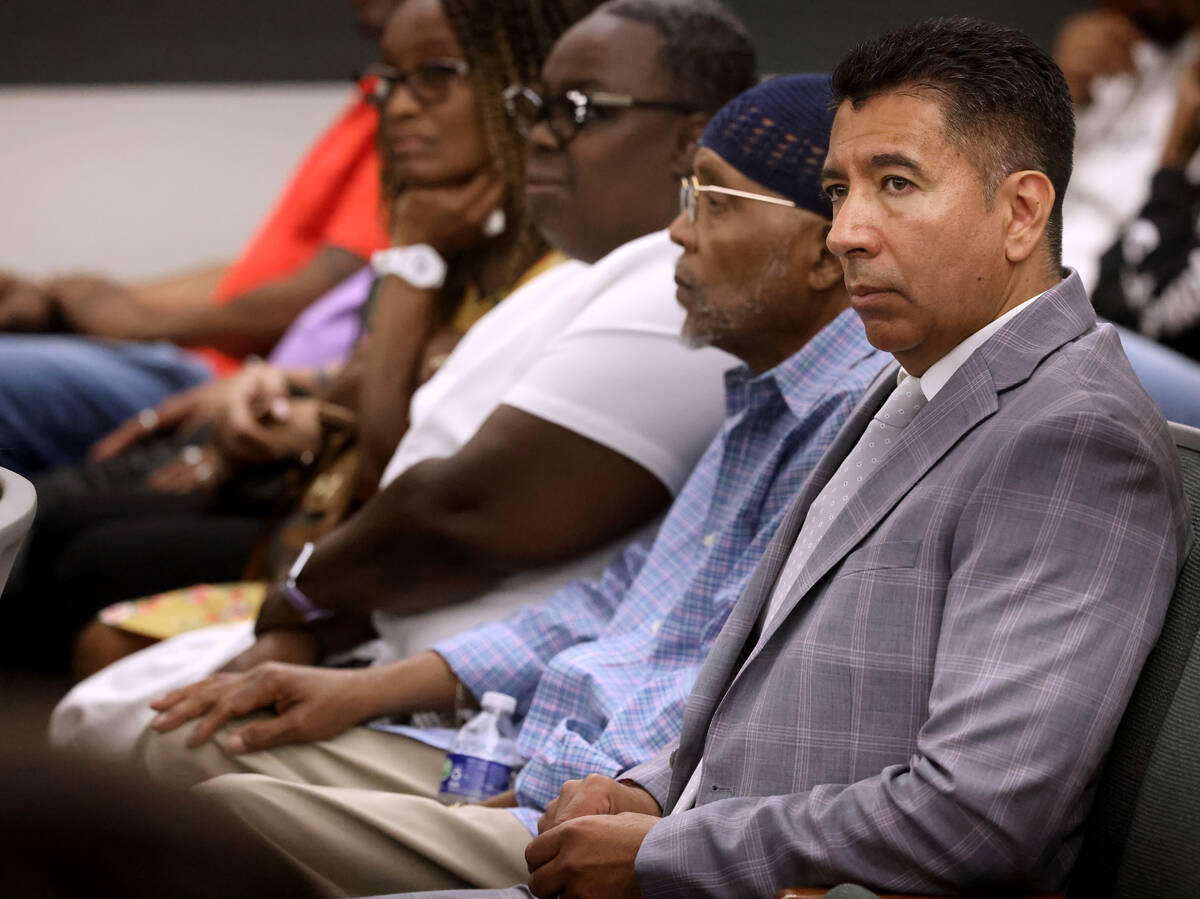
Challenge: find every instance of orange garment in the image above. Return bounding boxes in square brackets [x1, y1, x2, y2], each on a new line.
[193, 96, 390, 374]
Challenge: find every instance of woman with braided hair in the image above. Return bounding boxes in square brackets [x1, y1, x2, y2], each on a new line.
[353, 0, 601, 484]
[2, 0, 599, 679]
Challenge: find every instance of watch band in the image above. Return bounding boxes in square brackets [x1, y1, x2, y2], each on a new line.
[282, 542, 334, 624]
[370, 244, 447, 289]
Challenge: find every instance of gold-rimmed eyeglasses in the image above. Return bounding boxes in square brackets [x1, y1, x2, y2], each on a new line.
[679, 174, 796, 222]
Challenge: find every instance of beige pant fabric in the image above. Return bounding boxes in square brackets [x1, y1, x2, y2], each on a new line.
[140, 722, 533, 897]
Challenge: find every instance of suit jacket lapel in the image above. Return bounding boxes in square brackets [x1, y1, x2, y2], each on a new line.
[718, 367, 898, 641]
[665, 366, 898, 806]
[749, 357, 998, 653]
[744, 272, 1098, 656]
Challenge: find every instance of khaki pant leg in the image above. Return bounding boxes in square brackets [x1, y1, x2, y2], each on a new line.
[142, 720, 447, 797]
[197, 773, 532, 897]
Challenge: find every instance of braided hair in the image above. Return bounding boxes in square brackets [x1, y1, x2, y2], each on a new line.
[380, 0, 601, 312]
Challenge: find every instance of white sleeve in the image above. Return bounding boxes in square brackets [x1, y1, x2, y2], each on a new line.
[501, 242, 734, 495]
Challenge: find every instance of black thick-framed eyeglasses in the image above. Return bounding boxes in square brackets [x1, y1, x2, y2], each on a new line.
[355, 59, 471, 108]
[503, 84, 696, 143]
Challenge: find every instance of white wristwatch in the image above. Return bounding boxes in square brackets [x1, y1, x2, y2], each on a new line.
[371, 244, 447, 289]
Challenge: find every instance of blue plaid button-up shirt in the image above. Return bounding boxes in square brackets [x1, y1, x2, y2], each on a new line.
[435, 308, 887, 833]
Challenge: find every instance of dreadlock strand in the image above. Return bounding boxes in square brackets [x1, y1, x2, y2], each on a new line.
[436, 0, 600, 298]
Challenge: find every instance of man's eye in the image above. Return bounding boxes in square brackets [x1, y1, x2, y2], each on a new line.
[548, 98, 581, 124]
[883, 176, 911, 192]
[585, 104, 620, 122]
[823, 184, 847, 201]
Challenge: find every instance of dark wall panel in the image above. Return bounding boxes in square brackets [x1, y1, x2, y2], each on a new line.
[0, 0, 1089, 85]
[737, 0, 1088, 75]
[0, 1, 377, 84]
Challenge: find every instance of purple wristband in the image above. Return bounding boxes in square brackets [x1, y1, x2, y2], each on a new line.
[280, 580, 335, 624]
[281, 542, 335, 624]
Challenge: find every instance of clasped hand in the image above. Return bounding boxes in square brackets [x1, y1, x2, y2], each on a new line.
[525, 774, 661, 899]
[212, 362, 323, 464]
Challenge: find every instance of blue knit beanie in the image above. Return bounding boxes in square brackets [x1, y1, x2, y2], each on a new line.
[699, 73, 835, 219]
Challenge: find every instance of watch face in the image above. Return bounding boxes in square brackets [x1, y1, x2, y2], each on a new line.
[373, 245, 446, 288]
[410, 249, 440, 283]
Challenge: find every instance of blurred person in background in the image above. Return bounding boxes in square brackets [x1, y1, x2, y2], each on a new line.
[50, 0, 753, 762]
[0, 0, 596, 679]
[1054, 0, 1200, 426]
[0, 0, 398, 477]
[1057, 0, 1200, 289]
[1090, 15, 1200, 363]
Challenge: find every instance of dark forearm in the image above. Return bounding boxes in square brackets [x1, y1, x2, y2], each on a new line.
[297, 476, 508, 619]
[127, 245, 364, 355]
[357, 275, 438, 483]
[280, 407, 668, 623]
[130, 263, 229, 312]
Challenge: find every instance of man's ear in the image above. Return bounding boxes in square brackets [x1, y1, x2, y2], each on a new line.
[669, 112, 709, 178]
[1000, 170, 1054, 264]
[807, 226, 843, 293]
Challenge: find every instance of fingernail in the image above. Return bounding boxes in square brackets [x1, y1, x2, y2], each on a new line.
[152, 714, 167, 729]
[226, 735, 246, 753]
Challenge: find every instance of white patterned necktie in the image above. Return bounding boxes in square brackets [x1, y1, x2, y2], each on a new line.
[760, 373, 927, 628]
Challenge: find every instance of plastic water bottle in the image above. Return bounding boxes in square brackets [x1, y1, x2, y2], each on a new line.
[438, 691, 523, 804]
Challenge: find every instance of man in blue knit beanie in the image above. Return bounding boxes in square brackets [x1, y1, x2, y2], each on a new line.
[135, 72, 887, 896]
[675, 74, 849, 368]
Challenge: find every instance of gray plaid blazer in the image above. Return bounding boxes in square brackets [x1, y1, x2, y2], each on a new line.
[625, 273, 1192, 897]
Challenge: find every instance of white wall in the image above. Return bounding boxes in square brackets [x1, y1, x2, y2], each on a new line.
[0, 83, 353, 282]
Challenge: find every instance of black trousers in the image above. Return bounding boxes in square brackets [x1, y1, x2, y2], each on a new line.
[0, 437, 275, 677]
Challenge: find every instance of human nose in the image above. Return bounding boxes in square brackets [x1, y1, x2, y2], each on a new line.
[668, 210, 696, 251]
[825, 189, 880, 259]
[526, 116, 563, 152]
[383, 78, 422, 119]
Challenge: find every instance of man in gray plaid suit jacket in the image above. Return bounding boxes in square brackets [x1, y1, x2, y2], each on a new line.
[511, 17, 1193, 899]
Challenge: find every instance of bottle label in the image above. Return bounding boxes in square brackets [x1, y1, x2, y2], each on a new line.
[438, 752, 514, 801]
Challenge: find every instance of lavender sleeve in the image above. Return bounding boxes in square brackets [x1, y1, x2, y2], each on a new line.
[267, 266, 375, 369]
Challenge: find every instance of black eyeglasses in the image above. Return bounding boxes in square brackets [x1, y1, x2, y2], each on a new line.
[355, 59, 470, 108]
[503, 84, 696, 143]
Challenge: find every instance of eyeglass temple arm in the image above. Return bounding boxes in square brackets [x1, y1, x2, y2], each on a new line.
[694, 182, 797, 208]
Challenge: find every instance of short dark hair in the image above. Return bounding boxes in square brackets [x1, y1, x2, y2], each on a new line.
[832, 16, 1075, 266]
[598, 0, 758, 114]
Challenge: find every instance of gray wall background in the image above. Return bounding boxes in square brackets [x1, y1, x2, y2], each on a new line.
[0, 0, 1092, 280]
[0, 0, 1088, 85]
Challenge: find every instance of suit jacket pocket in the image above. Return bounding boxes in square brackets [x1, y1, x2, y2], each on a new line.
[837, 539, 921, 576]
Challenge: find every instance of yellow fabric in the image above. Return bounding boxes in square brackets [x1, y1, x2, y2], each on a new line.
[449, 250, 567, 332]
[99, 582, 267, 640]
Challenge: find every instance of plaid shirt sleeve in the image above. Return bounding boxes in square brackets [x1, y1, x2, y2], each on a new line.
[433, 539, 653, 714]
[513, 660, 705, 818]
